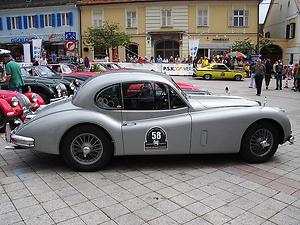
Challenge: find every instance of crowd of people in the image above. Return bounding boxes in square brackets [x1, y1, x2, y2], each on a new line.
[248, 59, 300, 96]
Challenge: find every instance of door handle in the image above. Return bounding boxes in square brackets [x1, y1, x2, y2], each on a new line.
[122, 122, 136, 126]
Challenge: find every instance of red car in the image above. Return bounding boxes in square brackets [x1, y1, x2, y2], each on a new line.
[0, 90, 45, 131]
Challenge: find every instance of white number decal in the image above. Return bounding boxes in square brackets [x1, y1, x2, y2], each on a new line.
[152, 131, 162, 140]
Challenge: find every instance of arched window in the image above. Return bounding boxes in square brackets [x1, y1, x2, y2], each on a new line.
[125, 44, 139, 61]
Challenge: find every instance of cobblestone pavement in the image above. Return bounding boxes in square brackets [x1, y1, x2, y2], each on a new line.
[0, 77, 299, 225]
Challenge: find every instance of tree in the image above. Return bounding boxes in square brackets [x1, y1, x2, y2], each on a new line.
[85, 22, 131, 59]
[258, 38, 273, 50]
[232, 38, 255, 56]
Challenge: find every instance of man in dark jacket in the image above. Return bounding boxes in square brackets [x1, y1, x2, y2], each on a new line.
[265, 59, 272, 89]
[254, 59, 266, 96]
[275, 60, 283, 90]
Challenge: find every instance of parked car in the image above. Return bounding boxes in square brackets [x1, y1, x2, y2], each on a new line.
[18, 66, 77, 103]
[6, 70, 294, 171]
[0, 89, 44, 131]
[193, 63, 247, 81]
[47, 63, 75, 74]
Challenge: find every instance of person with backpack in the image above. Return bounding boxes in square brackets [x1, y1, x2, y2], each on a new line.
[275, 60, 283, 90]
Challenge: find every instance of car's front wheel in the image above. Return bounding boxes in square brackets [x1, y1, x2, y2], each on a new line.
[61, 125, 113, 171]
[234, 75, 242, 81]
[203, 74, 212, 80]
[240, 122, 279, 163]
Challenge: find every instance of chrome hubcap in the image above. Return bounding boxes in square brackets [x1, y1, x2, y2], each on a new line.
[250, 128, 273, 157]
[71, 133, 103, 165]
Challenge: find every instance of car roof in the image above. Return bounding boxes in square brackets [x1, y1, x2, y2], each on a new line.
[73, 70, 176, 107]
[84, 70, 173, 87]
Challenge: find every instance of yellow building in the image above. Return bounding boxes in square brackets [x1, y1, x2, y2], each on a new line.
[79, 0, 260, 61]
[263, 0, 300, 64]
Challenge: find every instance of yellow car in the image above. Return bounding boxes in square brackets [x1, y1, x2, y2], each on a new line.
[193, 63, 247, 81]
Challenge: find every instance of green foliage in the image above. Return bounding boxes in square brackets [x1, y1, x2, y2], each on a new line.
[91, 64, 102, 72]
[258, 38, 273, 50]
[85, 22, 131, 58]
[232, 38, 255, 55]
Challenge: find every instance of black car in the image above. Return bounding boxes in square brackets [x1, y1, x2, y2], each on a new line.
[0, 68, 70, 104]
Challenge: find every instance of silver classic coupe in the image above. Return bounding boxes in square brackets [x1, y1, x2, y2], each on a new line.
[6, 70, 294, 171]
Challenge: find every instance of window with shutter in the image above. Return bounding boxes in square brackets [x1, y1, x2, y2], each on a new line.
[93, 12, 103, 27]
[6, 17, 11, 30]
[51, 13, 56, 27]
[57, 13, 61, 27]
[34, 15, 39, 28]
[23, 16, 28, 29]
[40, 15, 44, 28]
[0, 18, 2, 31]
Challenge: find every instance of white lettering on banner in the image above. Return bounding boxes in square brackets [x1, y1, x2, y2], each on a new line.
[161, 64, 194, 76]
[117, 63, 193, 76]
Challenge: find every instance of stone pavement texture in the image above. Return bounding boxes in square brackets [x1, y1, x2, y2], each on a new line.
[0, 77, 299, 225]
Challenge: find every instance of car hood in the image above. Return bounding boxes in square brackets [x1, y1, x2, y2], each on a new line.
[22, 76, 62, 86]
[188, 95, 260, 110]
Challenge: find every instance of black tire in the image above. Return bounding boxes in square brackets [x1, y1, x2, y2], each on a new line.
[0, 110, 6, 132]
[234, 75, 242, 81]
[240, 122, 279, 163]
[203, 74, 212, 80]
[61, 125, 113, 171]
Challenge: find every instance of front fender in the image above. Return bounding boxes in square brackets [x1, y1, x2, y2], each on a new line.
[0, 99, 22, 117]
[17, 109, 123, 155]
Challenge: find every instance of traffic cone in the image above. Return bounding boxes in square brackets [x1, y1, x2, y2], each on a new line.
[284, 77, 289, 88]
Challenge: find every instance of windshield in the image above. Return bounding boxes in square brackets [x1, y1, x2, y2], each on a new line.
[61, 64, 73, 74]
[171, 78, 188, 100]
[20, 68, 31, 76]
[35, 66, 56, 77]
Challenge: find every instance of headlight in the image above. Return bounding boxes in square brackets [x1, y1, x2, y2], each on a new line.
[31, 93, 38, 102]
[69, 82, 75, 91]
[56, 84, 62, 97]
[11, 97, 19, 107]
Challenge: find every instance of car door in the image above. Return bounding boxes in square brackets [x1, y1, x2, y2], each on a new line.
[121, 81, 192, 155]
[217, 65, 228, 79]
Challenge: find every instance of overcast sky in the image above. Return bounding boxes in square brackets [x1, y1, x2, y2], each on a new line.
[260, 0, 271, 24]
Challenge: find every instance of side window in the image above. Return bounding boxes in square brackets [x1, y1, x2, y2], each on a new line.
[218, 65, 227, 70]
[122, 82, 155, 110]
[154, 82, 169, 110]
[212, 65, 218, 69]
[169, 87, 187, 109]
[95, 84, 122, 110]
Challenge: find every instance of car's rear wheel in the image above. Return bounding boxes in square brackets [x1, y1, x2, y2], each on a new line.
[240, 122, 279, 163]
[61, 125, 113, 171]
[203, 74, 212, 80]
[234, 75, 242, 81]
[0, 110, 6, 132]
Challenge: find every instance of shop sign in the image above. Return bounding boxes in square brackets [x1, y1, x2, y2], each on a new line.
[212, 37, 229, 41]
[64, 40, 76, 51]
[65, 32, 76, 41]
[11, 37, 37, 43]
[49, 34, 65, 42]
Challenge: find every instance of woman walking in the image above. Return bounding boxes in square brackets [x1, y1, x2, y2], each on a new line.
[265, 59, 272, 90]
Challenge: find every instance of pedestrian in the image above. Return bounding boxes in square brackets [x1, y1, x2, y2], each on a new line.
[51, 51, 57, 63]
[84, 56, 90, 71]
[265, 59, 272, 90]
[296, 62, 300, 92]
[2, 54, 24, 93]
[39, 55, 48, 66]
[156, 55, 162, 63]
[275, 60, 283, 90]
[292, 63, 298, 91]
[244, 63, 250, 78]
[249, 63, 256, 88]
[254, 59, 265, 96]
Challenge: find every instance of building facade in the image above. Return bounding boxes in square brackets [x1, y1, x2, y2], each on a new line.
[0, 0, 80, 61]
[79, 0, 260, 61]
[263, 0, 300, 64]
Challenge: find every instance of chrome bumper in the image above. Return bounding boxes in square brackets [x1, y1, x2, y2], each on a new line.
[288, 135, 295, 145]
[5, 123, 35, 149]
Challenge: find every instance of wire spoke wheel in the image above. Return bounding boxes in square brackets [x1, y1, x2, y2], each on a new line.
[70, 133, 103, 165]
[249, 128, 274, 157]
